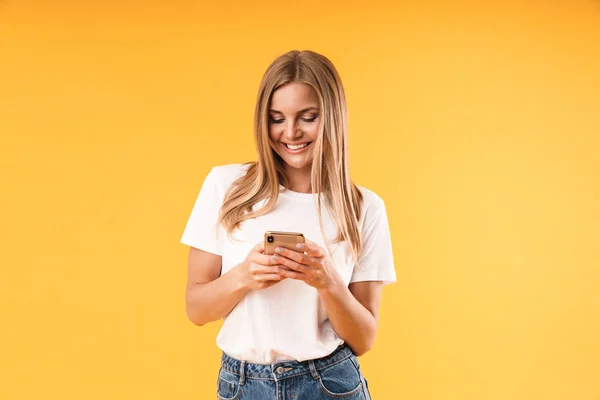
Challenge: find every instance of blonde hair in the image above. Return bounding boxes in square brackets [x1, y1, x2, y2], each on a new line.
[218, 50, 364, 260]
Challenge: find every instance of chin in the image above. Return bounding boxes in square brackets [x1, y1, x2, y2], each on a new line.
[281, 158, 312, 170]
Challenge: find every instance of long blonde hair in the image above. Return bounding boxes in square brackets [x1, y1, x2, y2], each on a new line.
[218, 50, 364, 260]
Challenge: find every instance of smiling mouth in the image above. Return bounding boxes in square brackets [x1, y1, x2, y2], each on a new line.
[284, 143, 311, 150]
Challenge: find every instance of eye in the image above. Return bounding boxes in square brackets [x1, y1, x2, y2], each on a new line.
[301, 115, 318, 123]
[269, 117, 284, 124]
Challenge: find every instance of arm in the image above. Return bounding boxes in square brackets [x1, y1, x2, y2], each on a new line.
[318, 280, 383, 356]
[183, 168, 277, 326]
[272, 241, 385, 356]
[185, 247, 249, 326]
[320, 200, 395, 354]
[185, 243, 284, 326]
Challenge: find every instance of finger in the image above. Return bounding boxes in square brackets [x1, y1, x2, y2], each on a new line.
[255, 273, 284, 282]
[274, 247, 318, 267]
[252, 241, 265, 253]
[252, 253, 281, 266]
[272, 253, 309, 273]
[301, 240, 325, 257]
[274, 247, 307, 263]
[249, 263, 280, 275]
[272, 263, 292, 272]
[277, 267, 304, 280]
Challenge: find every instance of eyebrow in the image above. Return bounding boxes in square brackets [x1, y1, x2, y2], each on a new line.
[269, 107, 319, 114]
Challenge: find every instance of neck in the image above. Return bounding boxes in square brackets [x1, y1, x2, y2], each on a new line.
[282, 165, 312, 193]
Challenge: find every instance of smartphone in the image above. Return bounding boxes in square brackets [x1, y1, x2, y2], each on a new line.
[264, 231, 305, 255]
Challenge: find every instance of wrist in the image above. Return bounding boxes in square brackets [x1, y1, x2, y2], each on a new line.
[317, 276, 345, 296]
[226, 263, 252, 293]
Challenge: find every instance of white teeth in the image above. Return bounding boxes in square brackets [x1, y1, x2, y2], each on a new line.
[286, 143, 309, 150]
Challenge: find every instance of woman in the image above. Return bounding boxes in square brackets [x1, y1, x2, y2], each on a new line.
[180, 50, 396, 400]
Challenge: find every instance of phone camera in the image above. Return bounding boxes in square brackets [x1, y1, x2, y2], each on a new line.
[267, 235, 274, 243]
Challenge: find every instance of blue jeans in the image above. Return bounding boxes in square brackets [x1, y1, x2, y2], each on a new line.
[216, 344, 372, 399]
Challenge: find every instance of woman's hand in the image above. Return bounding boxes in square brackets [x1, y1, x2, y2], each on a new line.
[235, 242, 286, 290]
[270, 240, 343, 291]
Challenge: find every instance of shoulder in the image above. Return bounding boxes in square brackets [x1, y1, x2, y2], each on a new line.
[356, 185, 388, 224]
[207, 163, 252, 189]
[357, 185, 386, 211]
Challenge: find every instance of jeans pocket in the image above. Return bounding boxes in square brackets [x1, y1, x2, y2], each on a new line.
[317, 357, 364, 398]
[216, 368, 241, 400]
[351, 357, 372, 400]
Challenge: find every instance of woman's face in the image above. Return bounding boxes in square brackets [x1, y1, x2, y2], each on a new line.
[268, 82, 320, 172]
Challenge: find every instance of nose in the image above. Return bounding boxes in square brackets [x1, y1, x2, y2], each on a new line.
[283, 120, 304, 141]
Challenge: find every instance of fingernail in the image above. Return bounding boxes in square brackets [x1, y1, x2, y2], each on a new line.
[296, 243, 304, 249]
[275, 247, 281, 253]
[272, 254, 279, 260]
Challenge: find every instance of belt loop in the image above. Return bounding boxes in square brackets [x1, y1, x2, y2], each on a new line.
[308, 360, 319, 380]
[239, 360, 246, 385]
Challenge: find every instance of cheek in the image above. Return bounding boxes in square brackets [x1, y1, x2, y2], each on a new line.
[306, 124, 320, 141]
[267, 130, 281, 154]
[268, 126, 280, 142]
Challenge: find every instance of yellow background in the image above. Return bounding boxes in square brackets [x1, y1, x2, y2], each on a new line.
[1, 0, 599, 399]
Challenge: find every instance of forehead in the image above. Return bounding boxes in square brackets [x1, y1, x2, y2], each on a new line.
[270, 82, 319, 112]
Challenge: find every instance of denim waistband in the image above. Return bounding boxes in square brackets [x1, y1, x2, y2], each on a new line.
[220, 344, 355, 381]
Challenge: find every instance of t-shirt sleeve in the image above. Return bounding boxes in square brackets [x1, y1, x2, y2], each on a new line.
[350, 201, 397, 285]
[180, 168, 225, 255]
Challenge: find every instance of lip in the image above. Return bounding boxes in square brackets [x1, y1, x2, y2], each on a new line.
[281, 142, 313, 154]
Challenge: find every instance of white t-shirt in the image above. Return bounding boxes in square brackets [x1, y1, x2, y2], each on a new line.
[180, 163, 396, 363]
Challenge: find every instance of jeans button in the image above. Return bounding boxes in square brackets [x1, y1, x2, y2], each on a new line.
[276, 366, 285, 374]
